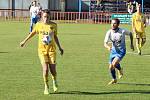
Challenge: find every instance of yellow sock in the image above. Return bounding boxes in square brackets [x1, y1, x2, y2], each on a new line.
[136, 41, 141, 53]
[44, 75, 48, 82]
[43, 76, 49, 88]
[139, 43, 141, 50]
[51, 75, 58, 86]
[51, 75, 58, 92]
[51, 74, 56, 81]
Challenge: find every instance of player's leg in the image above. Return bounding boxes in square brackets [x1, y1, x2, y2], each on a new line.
[140, 32, 146, 51]
[138, 37, 146, 55]
[108, 56, 117, 85]
[49, 64, 58, 92]
[108, 63, 117, 85]
[34, 16, 39, 24]
[38, 53, 50, 94]
[41, 62, 49, 94]
[116, 63, 123, 79]
[115, 52, 125, 79]
[141, 38, 146, 47]
[135, 33, 141, 55]
[48, 52, 58, 92]
[136, 38, 141, 55]
[108, 57, 121, 85]
[30, 17, 34, 32]
[111, 57, 121, 78]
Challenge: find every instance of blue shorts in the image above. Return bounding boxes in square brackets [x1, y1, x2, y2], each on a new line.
[31, 16, 38, 24]
[109, 49, 126, 64]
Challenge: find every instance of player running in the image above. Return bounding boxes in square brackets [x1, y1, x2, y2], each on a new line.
[104, 18, 134, 85]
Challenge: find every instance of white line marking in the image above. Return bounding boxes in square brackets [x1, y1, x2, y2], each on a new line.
[127, 52, 150, 56]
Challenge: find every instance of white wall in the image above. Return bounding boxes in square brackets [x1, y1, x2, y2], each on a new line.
[15, 0, 48, 9]
[0, 0, 10, 9]
[49, 0, 61, 11]
[0, 0, 48, 9]
[66, 0, 78, 11]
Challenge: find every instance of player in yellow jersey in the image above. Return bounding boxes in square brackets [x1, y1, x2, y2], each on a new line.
[132, 4, 146, 55]
[20, 9, 64, 94]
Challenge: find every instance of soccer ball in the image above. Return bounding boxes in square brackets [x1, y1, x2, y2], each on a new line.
[42, 35, 51, 45]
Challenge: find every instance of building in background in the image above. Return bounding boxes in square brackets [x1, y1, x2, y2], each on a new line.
[0, 0, 149, 12]
[0, 0, 48, 10]
[0, 0, 78, 11]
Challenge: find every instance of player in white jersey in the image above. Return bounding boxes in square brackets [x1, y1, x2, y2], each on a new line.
[30, 0, 40, 32]
[104, 18, 134, 85]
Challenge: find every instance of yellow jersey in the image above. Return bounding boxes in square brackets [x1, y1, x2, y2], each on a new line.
[33, 21, 57, 54]
[132, 12, 146, 33]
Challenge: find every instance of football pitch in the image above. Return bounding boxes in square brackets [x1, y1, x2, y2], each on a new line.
[0, 21, 150, 100]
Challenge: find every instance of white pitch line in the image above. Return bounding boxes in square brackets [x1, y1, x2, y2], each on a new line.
[127, 51, 150, 57]
[127, 52, 138, 55]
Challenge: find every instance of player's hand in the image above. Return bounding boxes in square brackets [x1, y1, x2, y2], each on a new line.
[130, 44, 134, 51]
[107, 46, 112, 51]
[59, 48, 64, 56]
[144, 24, 146, 28]
[132, 29, 136, 33]
[20, 41, 26, 47]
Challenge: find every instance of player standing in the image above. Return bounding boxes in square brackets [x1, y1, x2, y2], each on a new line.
[20, 9, 64, 94]
[132, 4, 146, 55]
[30, 0, 40, 32]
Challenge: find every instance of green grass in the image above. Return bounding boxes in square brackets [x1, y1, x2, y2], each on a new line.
[0, 21, 150, 100]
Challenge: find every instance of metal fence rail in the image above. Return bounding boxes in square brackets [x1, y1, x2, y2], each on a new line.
[0, 10, 150, 25]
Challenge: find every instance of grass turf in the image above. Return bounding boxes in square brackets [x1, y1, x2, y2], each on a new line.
[0, 21, 150, 100]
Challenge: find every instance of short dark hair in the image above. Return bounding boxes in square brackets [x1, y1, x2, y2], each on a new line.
[42, 9, 50, 15]
[33, 0, 37, 3]
[112, 18, 120, 24]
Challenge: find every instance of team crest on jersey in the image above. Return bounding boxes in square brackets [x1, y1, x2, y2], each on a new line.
[42, 34, 51, 45]
[111, 32, 122, 47]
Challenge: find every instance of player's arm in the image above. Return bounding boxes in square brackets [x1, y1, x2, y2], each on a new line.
[132, 15, 136, 33]
[30, 12, 32, 17]
[52, 23, 64, 55]
[143, 15, 146, 28]
[125, 29, 134, 51]
[104, 31, 111, 51]
[129, 32, 134, 51]
[30, 7, 32, 17]
[104, 42, 112, 51]
[20, 31, 36, 47]
[54, 34, 64, 55]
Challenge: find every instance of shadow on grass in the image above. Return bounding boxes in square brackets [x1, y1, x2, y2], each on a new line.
[63, 33, 93, 36]
[127, 52, 150, 56]
[64, 33, 93, 35]
[141, 53, 150, 56]
[51, 90, 150, 95]
[118, 82, 150, 86]
[0, 52, 9, 54]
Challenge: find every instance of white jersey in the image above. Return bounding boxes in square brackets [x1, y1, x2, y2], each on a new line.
[104, 28, 131, 51]
[30, 6, 39, 18]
